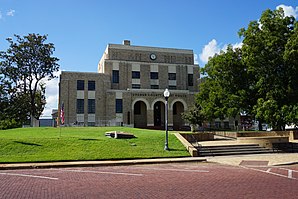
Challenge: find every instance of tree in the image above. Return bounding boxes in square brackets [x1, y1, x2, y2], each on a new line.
[239, 8, 297, 130]
[197, 8, 298, 130]
[197, 46, 248, 121]
[0, 34, 59, 126]
[182, 106, 206, 132]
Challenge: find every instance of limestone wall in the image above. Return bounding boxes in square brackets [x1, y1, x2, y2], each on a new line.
[180, 132, 214, 142]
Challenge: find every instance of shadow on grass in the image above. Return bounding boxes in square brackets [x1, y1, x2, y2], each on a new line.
[168, 148, 187, 152]
[78, 138, 101, 141]
[14, 141, 42, 146]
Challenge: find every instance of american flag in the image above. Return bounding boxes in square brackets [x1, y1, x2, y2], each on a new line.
[60, 102, 65, 125]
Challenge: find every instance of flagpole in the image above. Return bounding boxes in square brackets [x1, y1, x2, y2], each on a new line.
[60, 102, 65, 137]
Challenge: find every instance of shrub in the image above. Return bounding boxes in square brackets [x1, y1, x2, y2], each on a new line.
[0, 119, 21, 130]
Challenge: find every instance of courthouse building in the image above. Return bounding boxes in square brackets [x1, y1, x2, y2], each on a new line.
[59, 40, 199, 130]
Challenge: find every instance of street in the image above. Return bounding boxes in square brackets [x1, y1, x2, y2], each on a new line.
[0, 162, 297, 198]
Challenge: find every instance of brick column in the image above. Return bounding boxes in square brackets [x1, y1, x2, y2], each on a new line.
[147, 109, 154, 127]
[168, 109, 173, 129]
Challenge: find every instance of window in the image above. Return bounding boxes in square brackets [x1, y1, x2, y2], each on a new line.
[112, 70, 119, 83]
[116, 99, 123, 113]
[224, 122, 230, 129]
[76, 99, 84, 114]
[168, 85, 176, 90]
[168, 73, 176, 80]
[150, 72, 158, 79]
[188, 74, 194, 86]
[88, 122, 95, 126]
[88, 81, 95, 90]
[151, 85, 159, 89]
[132, 84, 141, 89]
[215, 121, 221, 129]
[132, 71, 140, 79]
[88, 99, 95, 114]
[77, 80, 84, 90]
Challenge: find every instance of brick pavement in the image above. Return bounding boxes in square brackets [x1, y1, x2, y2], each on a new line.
[0, 163, 297, 198]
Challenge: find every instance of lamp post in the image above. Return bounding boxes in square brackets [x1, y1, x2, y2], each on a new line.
[163, 88, 170, 150]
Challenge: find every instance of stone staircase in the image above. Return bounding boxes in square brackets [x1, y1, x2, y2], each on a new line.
[197, 144, 273, 157]
[272, 142, 298, 153]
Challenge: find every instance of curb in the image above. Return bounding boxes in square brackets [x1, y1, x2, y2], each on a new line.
[272, 161, 298, 166]
[0, 157, 207, 170]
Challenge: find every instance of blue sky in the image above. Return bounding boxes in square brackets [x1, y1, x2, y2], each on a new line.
[0, 0, 297, 117]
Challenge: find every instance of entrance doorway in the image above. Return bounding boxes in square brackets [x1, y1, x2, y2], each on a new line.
[154, 101, 165, 128]
[133, 101, 147, 128]
[173, 101, 185, 130]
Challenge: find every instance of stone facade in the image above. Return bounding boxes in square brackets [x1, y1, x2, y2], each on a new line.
[59, 40, 199, 130]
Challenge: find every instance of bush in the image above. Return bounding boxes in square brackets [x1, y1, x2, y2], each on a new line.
[0, 119, 21, 130]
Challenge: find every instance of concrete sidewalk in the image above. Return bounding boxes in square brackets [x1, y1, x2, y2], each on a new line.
[0, 153, 297, 170]
[0, 157, 207, 170]
[207, 153, 298, 166]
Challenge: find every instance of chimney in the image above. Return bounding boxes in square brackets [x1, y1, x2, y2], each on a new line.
[123, 40, 131, 45]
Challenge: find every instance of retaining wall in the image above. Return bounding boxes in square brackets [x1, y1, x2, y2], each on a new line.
[180, 132, 214, 142]
[213, 130, 297, 141]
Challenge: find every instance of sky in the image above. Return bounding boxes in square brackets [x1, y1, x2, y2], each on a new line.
[0, 0, 297, 118]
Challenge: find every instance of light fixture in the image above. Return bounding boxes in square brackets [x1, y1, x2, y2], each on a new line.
[163, 88, 170, 150]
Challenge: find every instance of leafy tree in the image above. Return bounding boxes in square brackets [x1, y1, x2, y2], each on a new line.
[197, 46, 248, 121]
[197, 8, 298, 130]
[239, 8, 297, 130]
[182, 106, 206, 132]
[0, 34, 59, 127]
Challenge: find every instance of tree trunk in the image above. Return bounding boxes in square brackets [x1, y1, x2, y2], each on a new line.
[191, 124, 199, 132]
[258, 120, 263, 131]
[30, 114, 39, 127]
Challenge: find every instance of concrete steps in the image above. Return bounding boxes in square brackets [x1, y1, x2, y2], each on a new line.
[197, 144, 273, 157]
[273, 142, 298, 153]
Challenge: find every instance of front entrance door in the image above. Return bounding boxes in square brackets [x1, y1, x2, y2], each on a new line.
[154, 102, 161, 126]
[134, 101, 147, 128]
[153, 101, 165, 128]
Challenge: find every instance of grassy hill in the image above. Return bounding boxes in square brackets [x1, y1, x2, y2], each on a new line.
[0, 127, 189, 163]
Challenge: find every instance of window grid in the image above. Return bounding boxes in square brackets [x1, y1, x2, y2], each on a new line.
[150, 85, 159, 89]
[215, 121, 221, 128]
[116, 99, 123, 113]
[168, 85, 176, 90]
[77, 80, 84, 90]
[150, 72, 158, 79]
[132, 84, 141, 89]
[88, 122, 95, 126]
[112, 70, 119, 83]
[88, 99, 95, 114]
[168, 73, 176, 80]
[76, 99, 84, 114]
[132, 71, 140, 79]
[88, 81, 95, 90]
[188, 74, 194, 86]
[224, 122, 230, 129]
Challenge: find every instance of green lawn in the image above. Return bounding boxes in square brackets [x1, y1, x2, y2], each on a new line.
[0, 127, 189, 163]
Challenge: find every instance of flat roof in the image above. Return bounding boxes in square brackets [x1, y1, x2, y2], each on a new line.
[107, 43, 193, 55]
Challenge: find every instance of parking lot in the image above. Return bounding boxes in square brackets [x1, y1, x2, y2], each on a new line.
[0, 163, 297, 198]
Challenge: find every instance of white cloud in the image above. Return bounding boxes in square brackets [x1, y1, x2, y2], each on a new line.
[276, 4, 298, 18]
[199, 39, 221, 63]
[41, 70, 61, 118]
[0, 11, 2, 19]
[6, 9, 15, 17]
[232, 42, 243, 49]
[199, 39, 243, 64]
